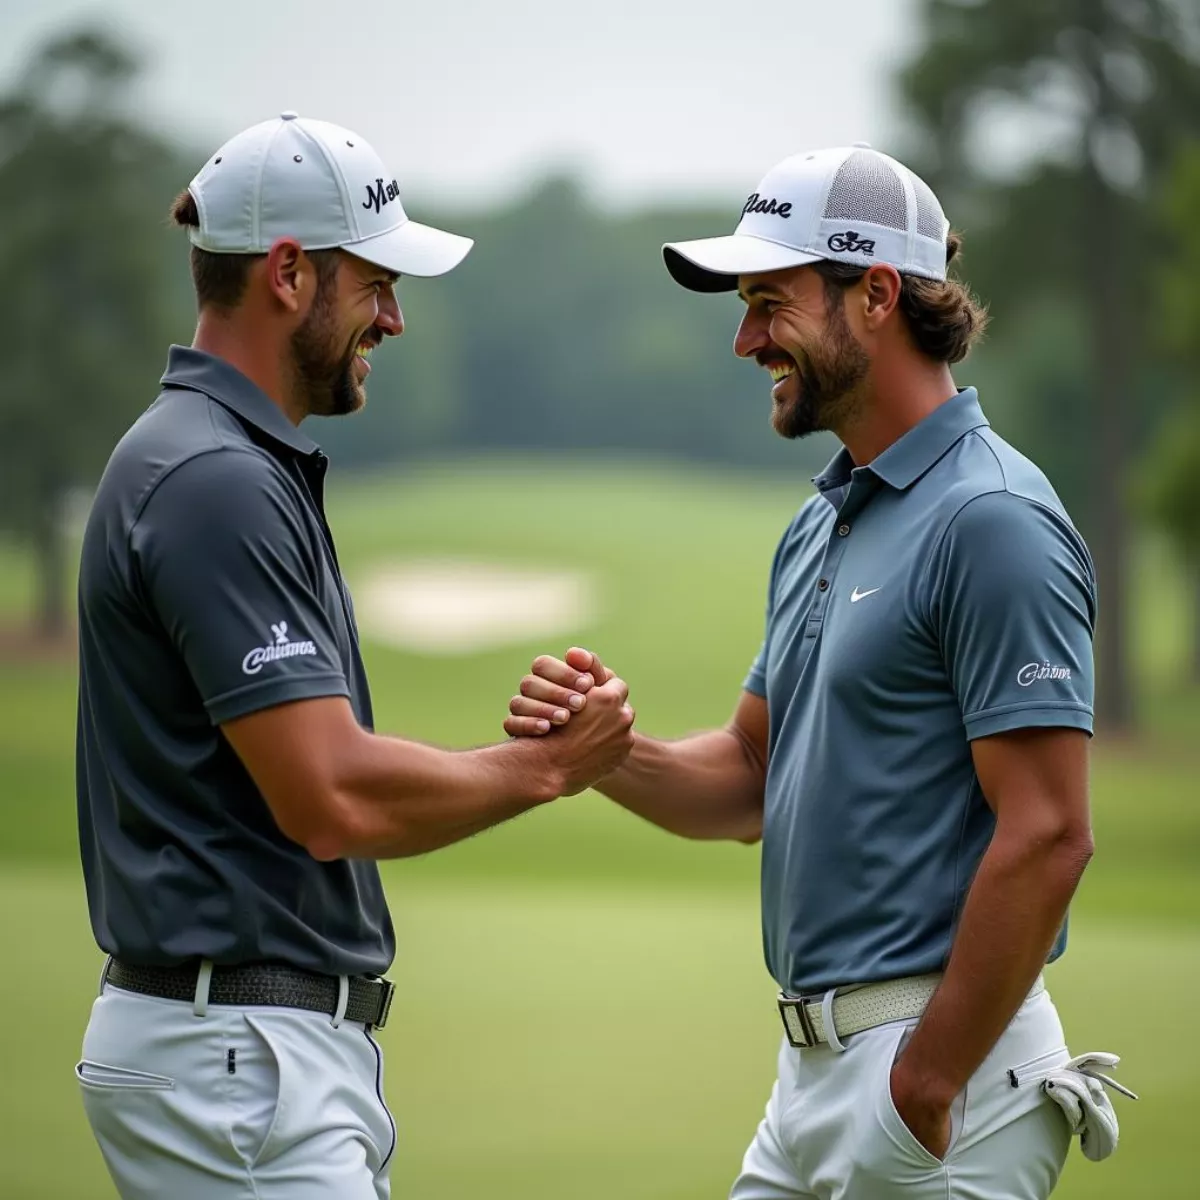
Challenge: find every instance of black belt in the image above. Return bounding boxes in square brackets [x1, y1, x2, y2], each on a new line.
[104, 959, 395, 1029]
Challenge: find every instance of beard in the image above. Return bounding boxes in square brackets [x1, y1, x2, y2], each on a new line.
[289, 279, 365, 418]
[771, 298, 869, 440]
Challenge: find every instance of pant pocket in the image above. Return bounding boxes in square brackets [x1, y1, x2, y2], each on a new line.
[877, 1025, 968, 1167]
[230, 1016, 285, 1168]
[1004, 1045, 1070, 1090]
[76, 1060, 175, 1091]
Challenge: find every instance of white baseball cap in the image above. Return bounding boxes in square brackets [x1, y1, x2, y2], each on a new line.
[187, 111, 473, 277]
[663, 144, 950, 292]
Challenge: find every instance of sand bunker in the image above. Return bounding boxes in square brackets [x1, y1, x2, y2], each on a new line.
[355, 559, 598, 656]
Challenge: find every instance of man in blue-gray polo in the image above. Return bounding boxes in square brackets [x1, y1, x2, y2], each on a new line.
[507, 145, 1134, 1198]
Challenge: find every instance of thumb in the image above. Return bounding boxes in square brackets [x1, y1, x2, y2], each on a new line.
[565, 646, 613, 684]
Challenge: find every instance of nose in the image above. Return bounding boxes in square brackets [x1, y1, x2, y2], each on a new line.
[377, 285, 404, 337]
[733, 306, 769, 359]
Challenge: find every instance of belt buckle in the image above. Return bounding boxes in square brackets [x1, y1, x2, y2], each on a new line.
[372, 977, 395, 1030]
[778, 993, 818, 1048]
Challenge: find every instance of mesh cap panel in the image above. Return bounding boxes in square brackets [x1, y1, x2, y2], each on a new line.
[912, 174, 947, 241]
[824, 150, 907, 230]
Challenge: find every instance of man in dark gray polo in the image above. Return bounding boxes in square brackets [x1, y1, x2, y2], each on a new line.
[507, 145, 1134, 1197]
[74, 112, 634, 1200]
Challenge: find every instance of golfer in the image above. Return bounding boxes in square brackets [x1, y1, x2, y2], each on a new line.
[74, 112, 634, 1200]
[508, 144, 1133, 1198]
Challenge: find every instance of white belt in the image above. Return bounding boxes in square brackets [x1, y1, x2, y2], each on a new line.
[778, 973, 1046, 1050]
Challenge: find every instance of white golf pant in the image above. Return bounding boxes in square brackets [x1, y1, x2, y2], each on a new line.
[730, 984, 1073, 1199]
[77, 980, 396, 1199]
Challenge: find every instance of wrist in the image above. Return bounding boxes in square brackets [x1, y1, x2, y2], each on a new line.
[491, 737, 565, 806]
[892, 1049, 959, 1111]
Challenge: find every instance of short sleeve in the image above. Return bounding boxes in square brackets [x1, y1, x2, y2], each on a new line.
[131, 450, 350, 725]
[930, 491, 1096, 740]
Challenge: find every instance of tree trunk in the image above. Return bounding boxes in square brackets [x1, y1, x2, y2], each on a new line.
[33, 491, 67, 640]
[1193, 562, 1200, 686]
[1081, 6, 1137, 735]
[1084, 176, 1136, 733]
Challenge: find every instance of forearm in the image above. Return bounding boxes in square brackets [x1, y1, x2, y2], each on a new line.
[596, 728, 764, 841]
[321, 734, 560, 860]
[897, 818, 1093, 1103]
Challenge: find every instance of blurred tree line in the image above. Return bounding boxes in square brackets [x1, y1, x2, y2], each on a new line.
[1, 6, 1199, 733]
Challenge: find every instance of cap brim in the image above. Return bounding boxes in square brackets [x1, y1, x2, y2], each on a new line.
[347, 218, 474, 278]
[662, 234, 821, 293]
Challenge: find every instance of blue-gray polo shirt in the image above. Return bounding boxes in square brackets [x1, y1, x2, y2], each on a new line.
[746, 389, 1095, 996]
[76, 346, 393, 976]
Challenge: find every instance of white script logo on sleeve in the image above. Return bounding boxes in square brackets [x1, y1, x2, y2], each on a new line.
[242, 620, 319, 675]
[1017, 660, 1072, 687]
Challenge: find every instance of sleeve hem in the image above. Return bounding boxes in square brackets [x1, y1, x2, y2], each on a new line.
[965, 705, 1093, 740]
[205, 674, 351, 725]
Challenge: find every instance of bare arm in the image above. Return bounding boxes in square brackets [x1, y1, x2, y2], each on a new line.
[594, 692, 766, 842]
[223, 680, 634, 861]
[890, 727, 1094, 1151]
[504, 648, 767, 843]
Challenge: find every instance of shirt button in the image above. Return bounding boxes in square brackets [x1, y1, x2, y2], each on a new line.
[837, 523, 850, 537]
[818, 578, 829, 592]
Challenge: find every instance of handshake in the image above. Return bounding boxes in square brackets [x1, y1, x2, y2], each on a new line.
[502, 645, 636, 798]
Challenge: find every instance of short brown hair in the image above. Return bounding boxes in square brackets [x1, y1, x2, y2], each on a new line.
[812, 232, 988, 364]
[168, 189, 340, 311]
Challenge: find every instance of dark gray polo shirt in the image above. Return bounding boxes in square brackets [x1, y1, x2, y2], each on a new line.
[76, 346, 393, 976]
[746, 389, 1095, 995]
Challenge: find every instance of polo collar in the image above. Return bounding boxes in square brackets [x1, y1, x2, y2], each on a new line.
[160, 345, 320, 458]
[813, 388, 989, 498]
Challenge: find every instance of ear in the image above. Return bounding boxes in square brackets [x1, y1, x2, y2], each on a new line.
[859, 265, 902, 331]
[264, 238, 309, 314]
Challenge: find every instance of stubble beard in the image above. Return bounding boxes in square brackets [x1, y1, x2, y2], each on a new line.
[289, 281, 365, 418]
[771, 299, 870, 441]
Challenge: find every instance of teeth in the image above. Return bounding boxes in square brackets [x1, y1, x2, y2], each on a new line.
[357, 343, 373, 357]
[768, 363, 794, 382]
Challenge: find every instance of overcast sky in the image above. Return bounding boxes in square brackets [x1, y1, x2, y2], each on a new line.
[1, 0, 920, 210]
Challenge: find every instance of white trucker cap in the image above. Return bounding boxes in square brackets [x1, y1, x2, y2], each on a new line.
[663, 144, 949, 292]
[187, 111, 473, 277]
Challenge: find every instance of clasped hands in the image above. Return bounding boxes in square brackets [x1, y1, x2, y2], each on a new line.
[504, 646, 634, 794]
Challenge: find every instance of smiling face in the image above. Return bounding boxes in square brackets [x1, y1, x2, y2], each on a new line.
[733, 265, 870, 440]
[289, 251, 403, 418]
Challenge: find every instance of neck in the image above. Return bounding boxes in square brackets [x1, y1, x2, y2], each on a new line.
[836, 354, 958, 466]
[193, 311, 305, 426]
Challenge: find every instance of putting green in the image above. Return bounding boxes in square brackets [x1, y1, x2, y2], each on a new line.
[1, 867, 1194, 1199]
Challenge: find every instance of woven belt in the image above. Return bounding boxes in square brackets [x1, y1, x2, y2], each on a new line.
[105, 959, 395, 1029]
[778, 972, 1046, 1049]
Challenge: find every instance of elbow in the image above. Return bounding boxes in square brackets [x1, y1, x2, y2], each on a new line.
[1010, 813, 1094, 881]
[1048, 812, 1094, 870]
[1062, 824, 1095, 877]
[736, 816, 764, 845]
[283, 787, 375, 863]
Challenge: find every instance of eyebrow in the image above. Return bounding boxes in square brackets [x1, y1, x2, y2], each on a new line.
[737, 282, 779, 304]
[360, 268, 400, 287]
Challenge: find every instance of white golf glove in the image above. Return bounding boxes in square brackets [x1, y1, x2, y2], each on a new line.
[1041, 1052, 1138, 1162]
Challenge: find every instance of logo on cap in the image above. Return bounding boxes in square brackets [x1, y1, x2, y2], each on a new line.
[827, 231, 876, 255]
[741, 192, 793, 220]
[363, 177, 402, 215]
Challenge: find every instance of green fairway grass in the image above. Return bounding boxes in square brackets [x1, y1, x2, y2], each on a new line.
[1, 457, 1197, 1197]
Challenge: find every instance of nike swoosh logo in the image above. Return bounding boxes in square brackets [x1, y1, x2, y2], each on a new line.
[850, 587, 881, 603]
